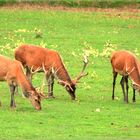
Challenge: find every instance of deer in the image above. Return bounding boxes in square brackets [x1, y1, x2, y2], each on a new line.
[0, 55, 43, 110]
[14, 44, 88, 100]
[110, 50, 140, 103]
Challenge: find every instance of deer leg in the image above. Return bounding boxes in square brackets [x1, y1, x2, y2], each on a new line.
[124, 76, 129, 103]
[112, 72, 118, 100]
[120, 76, 126, 102]
[9, 84, 16, 108]
[47, 75, 55, 98]
[133, 88, 136, 102]
[26, 67, 32, 84]
[15, 85, 18, 95]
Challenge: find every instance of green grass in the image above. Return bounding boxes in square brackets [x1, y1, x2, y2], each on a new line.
[0, 7, 140, 140]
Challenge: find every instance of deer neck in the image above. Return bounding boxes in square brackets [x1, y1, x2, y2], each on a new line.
[55, 65, 73, 85]
[17, 72, 34, 93]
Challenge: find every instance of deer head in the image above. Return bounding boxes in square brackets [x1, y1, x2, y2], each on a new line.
[58, 80, 76, 100]
[58, 55, 88, 100]
[23, 89, 42, 110]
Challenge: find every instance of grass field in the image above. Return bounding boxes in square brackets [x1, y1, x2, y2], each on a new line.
[0, 6, 140, 140]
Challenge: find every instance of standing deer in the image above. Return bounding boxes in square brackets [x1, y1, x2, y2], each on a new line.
[110, 50, 140, 103]
[0, 55, 42, 110]
[15, 44, 88, 100]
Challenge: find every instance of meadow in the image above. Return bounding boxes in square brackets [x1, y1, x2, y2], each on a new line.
[0, 5, 140, 140]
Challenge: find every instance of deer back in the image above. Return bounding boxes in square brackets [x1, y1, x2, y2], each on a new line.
[15, 45, 47, 68]
[111, 51, 137, 75]
[0, 55, 20, 84]
[15, 44, 72, 83]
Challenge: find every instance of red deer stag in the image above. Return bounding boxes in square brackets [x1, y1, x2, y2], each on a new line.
[110, 50, 140, 103]
[0, 55, 42, 110]
[15, 44, 88, 100]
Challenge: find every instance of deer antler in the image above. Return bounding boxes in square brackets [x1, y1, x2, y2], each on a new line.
[35, 87, 48, 99]
[29, 63, 48, 98]
[42, 63, 60, 94]
[30, 65, 42, 75]
[42, 63, 47, 74]
[58, 80, 74, 91]
[48, 65, 74, 91]
[74, 55, 88, 83]
[34, 63, 48, 96]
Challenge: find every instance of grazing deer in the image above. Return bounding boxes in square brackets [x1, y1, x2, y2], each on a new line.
[15, 44, 88, 100]
[0, 55, 43, 110]
[110, 50, 140, 103]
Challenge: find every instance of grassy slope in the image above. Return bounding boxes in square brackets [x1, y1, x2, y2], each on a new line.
[0, 8, 140, 140]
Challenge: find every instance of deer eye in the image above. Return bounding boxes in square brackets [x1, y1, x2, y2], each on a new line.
[34, 98, 39, 102]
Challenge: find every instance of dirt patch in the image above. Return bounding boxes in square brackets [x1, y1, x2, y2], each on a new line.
[1, 3, 140, 13]
[1, 3, 140, 20]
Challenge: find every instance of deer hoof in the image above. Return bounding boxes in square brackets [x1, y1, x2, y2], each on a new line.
[10, 103, 16, 108]
[47, 95, 55, 99]
[124, 100, 129, 104]
[132, 99, 136, 102]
